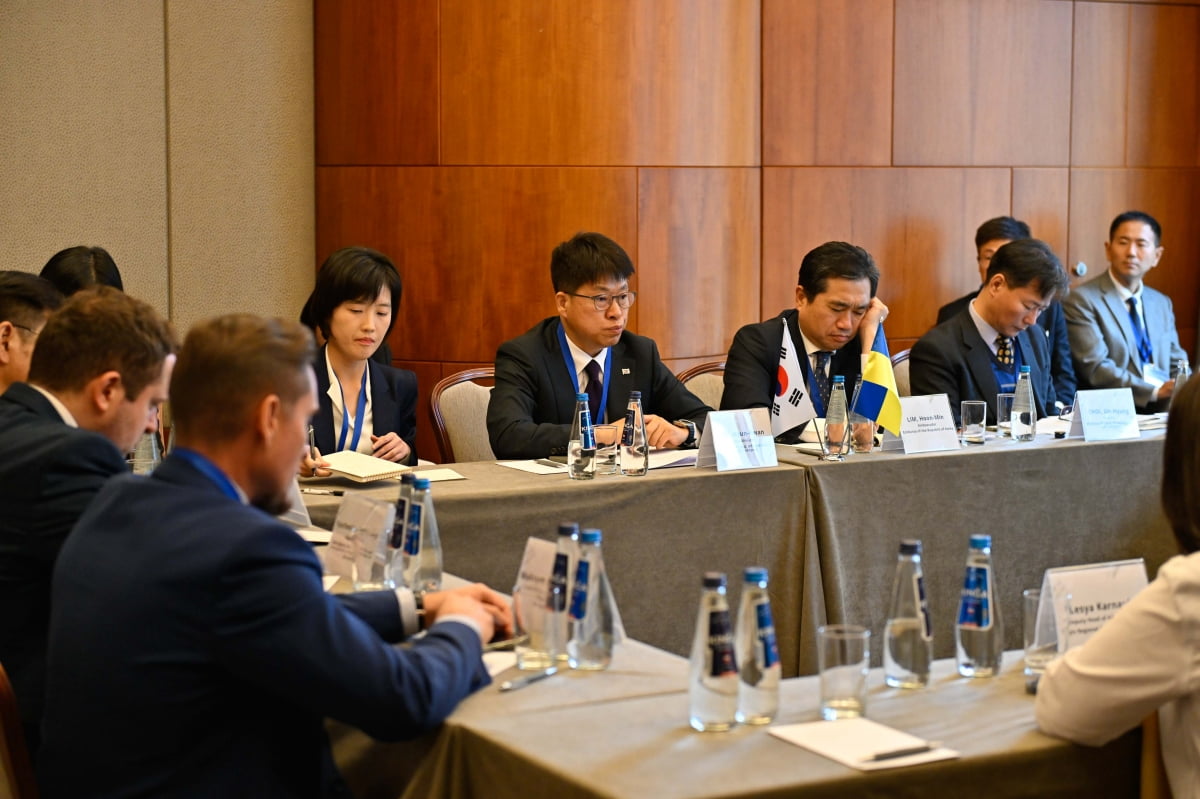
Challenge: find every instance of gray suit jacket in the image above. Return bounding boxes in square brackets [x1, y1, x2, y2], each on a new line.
[1062, 271, 1185, 408]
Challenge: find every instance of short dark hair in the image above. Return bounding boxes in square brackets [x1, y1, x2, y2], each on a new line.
[985, 239, 1069, 299]
[40, 246, 124, 295]
[28, 287, 177, 398]
[171, 315, 315, 444]
[1109, 210, 1162, 245]
[975, 217, 1030, 250]
[0, 271, 63, 331]
[797, 241, 879, 299]
[308, 247, 402, 341]
[550, 232, 635, 293]
[1163, 376, 1200, 554]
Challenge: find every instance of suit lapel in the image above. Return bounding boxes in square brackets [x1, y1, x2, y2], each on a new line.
[1015, 330, 1048, 416]
[367, 360, 396, 437]
[958, 316, 1001, 407]
[605, 338, 635, 425]
[312, 347, 337, 453]
[1098, 273, 1141, 376]
[545, 320, 582, 425]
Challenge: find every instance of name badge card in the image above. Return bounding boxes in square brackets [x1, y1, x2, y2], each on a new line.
[1067, 388, 1138, 441]
[513, 537, 556, 647]
[326, 494, 395, 582]
[1039, 559, 1148, 652]
[696, 408, 779, 471]
[897, 395, 959, 454]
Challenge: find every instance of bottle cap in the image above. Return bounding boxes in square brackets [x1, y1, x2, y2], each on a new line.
[400, 472, 416, 485]
[630, 391, 642, 399]
[579, 529, 602, 544]
[703, 571, 727, 589]
[969, 533, 991, 549]
[743, 566, 768, 583]
[898, 539, 921, 555]
[576, 392, 588, 401]
[413, 477, 431, 490]
[833, 375, 845, 383]
[1019, 365, 1031, 374]
[557, 522, 580, 537]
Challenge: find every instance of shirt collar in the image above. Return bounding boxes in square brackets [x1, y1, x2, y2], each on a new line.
[324, 347, 372, 416]
[968, 298, 1006, 355]
[1107, 269, 1143, 303]
[562, 330, 609, 382]
[29, 384, 78, 427]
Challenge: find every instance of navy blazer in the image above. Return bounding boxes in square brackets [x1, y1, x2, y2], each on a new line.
[720, 308, 865, 443]
[40, 452, 488, 797]
[312, 345, 418, 464]
[487, 317, 711, 459]
[910, 310, 1055, 426]
[0, 383, 126, 739]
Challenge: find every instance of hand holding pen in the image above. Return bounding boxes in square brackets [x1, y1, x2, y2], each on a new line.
[299, 424, 332, 478]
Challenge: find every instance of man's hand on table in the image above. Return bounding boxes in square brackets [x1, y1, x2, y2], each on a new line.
[424, 583, 514, 644]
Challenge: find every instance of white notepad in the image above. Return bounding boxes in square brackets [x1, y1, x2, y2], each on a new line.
[769, 717, 959, 771]
[321, 450, 411, 482]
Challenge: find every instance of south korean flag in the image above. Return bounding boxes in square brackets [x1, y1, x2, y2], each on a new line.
[772, 318, 816, 437]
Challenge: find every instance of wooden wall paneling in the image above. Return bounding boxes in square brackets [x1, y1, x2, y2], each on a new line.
[394, 360, 444, 464]
[762, 167, 1011, 338]
[1070, 2, 1128, 167]
[1127, 5, 1200, 166]
[893, 0, 1072, 166]
[1012, 167, 1070, 275]
[439, 0, 760, 166]
[315, 166, 638, 363]
[314, 0, 438, 165]
[763, 0, 893, 166]
[636, 168, 761, 361]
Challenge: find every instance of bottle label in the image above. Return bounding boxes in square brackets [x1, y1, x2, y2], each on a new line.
[957, 564, 992, 629]
[707, 609, 737, 677]
[403, 504, 422, 556]
[914, 573, 933, 641]
[388, 501, 407, 549]
[579, 407, 596, 449]
[754, 601, 780, 669]
[547, 553, 569, 612]
[568, 560, 590, 620]
[622, 406, 636, 445]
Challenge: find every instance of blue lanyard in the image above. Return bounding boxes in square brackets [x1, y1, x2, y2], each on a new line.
[172, 448, 241, 501]
[557, 323, 612, 423]
[336, 367, 369, 452]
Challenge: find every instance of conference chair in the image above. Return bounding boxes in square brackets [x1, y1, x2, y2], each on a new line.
[0, 662, 37, 799]
[430, 368, 496, 464]
[676, 361, 725, 410]
[891, 349, 912, 397]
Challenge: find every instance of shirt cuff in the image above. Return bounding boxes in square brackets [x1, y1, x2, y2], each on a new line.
[431, 613, 483, 639]
[394, 588, 419, 638]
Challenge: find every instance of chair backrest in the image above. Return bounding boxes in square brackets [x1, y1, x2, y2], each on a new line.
[430, 368, 496, 464]
[0, 662, 37, 799]
[891, 348, 912, 397]
[676, 361, 726, 410]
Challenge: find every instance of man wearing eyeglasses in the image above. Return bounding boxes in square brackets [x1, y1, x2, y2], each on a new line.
[488, 231, 711, 459]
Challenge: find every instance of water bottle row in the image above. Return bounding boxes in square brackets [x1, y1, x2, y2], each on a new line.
[569, 391, 649, 479]
[354, 472, 443, 594]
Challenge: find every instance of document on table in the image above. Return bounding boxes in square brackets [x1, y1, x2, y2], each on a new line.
[769, 717, 959, 771]
[413, 467, 465, 482]
[498, 460, 569, 475]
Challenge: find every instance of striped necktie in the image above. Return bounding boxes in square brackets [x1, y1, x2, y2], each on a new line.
[1127, 297, 1153, 364]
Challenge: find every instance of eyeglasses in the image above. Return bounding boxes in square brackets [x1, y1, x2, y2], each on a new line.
[565, 291, 637, 311]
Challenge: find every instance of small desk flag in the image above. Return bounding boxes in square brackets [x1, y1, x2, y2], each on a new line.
[772, 318, 817, 437]
[854, 326, 902, 435]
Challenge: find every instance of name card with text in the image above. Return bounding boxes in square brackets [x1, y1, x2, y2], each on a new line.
[1039, 559, 1148, 652]
[898, 395, 959, 454]
[327, 494, 395, 582]
[696, 408, 779, 471]
[1068, 388, 1138, 441]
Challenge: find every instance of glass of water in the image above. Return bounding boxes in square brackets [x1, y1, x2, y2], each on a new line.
[818, 624, 870, 720]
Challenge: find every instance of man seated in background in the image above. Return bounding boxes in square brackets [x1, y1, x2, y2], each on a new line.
[1064, 210, 1186, 412]
[937, 216, 1075, 409]
[0, 271, 62, 395]
[720, 241, 888, 443]
[40, 314, 512, 796]
[911, 239, 1065, 425]
[0, 287, 176, 754]
[488, 232, 710, 458]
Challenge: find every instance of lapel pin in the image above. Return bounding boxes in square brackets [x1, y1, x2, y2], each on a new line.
[622, 368, 630, 375]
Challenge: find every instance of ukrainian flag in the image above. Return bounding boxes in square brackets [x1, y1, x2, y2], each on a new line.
[854, 326, 902, 435]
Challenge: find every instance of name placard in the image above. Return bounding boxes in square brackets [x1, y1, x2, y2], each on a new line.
[696, 408, 779, 471]
[1067, 388, 1139, 441]
[327, 494, 395, 582]
[513, 537, 557, 649]
[1039, 559, 1148, 652]
[898, 395, 959, 454]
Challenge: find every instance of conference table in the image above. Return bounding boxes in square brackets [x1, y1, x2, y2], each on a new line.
[305, 429, 1175, 676]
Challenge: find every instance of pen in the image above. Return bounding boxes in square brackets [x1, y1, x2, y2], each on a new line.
[299, 488, 343, 496]
[862, 741, 941, 762]
[499, 666, 557, 692]
[534, 459, 567, 470]
[308, 424, 317, 460]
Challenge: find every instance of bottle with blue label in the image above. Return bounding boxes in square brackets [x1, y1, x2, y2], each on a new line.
[956, 533, 1003, 677]
[1012, 365, 1036, 441]
[568, 392, 596, 480]
[401, 477, 443, 594]
[884, 539, 933, 688]
[545, 521, 579, 662]
[689, 572, 739, 732]
[734, 567, 780, 724]
[567, 529, 614, 670]
[385, 472, 417, 587]
[620, 390, 649, 476]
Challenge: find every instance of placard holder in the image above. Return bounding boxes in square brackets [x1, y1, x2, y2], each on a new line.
[326, 494, 395, 582]
[1038, 559, 1149, 653]
[696, 408, 779, 471]
[897, 395, 959, 454]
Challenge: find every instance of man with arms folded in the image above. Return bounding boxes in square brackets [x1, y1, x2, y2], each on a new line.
[0, 287, 175, 754]
[488, 231, 710, 458]
[40, 314, 512, 797]
[937, 216, 1076, 409]
[720, 241, 889, 443]
[0, 271, 62, 395]
[910, 239, 1065, 425]
[1064, 210, 1186, 412]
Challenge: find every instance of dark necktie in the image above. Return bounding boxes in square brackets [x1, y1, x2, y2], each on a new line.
[1127, 297, 1153, 364]
[812, 351, 832, 412]
[584, 359, 603, 422]
[995, 335, 1014, 367]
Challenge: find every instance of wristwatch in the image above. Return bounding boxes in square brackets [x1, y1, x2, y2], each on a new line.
[672, 419, 697, 447]
[415, 592, 427, 632]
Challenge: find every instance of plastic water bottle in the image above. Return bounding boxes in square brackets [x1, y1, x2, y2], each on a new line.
[620, 391, 649, 476]
[822, 375, 849, 460]
[1012, 365, 1036, 441]
[689, 572, 739, 731]
[956, 534, 1003, 677]
[735, 567, 780, 724]
[568, 392, 596, 480]
[385, 473, 417, 587]
[884, 540, 933, 688]
[1172, 358, 1191, 407]
[402, 477, 443, 594]
[567, 529, 614, 670]
[545, 522, 579, 662]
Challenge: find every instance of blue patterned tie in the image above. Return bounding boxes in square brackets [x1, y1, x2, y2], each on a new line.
[813, 351, 832, 412]
[584, 359, 603, 422]
[1127, 297, 1153, 364]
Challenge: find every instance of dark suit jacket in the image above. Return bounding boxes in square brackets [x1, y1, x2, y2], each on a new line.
[40, 452, 488, 797]
[0, 383, 126, 736]
[910, 310, 1055, 425]
[938, 291, 1076, 407]
[312, 345, 418, 465]
[720, 309, 865, 443]
[487, 317, 711, 459]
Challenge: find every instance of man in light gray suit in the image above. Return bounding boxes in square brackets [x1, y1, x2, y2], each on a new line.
[1064, 210, 1186, 411]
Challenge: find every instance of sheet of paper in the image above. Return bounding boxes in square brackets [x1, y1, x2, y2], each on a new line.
[648, 449, 697, 469]
[413, 467, 465, 482]
[769, 717, 959, 771]
[483, 651, 517, 677]
[322, 575, 340, 592]
[498, 460, 569, 475]
[297, 526, 332, 545]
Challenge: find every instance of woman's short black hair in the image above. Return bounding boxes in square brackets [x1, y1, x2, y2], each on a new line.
[308, 247, 403, 341]
[40, 246, 124, 295]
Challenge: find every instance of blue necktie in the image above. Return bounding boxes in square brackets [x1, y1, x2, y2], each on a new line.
[584, 359, 603, 422]
[813, 352, 832, 412]
[1127, 297, 1153, 364]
